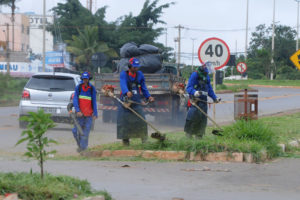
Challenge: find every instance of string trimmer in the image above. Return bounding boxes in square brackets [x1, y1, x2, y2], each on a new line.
[67, 102, 84, 148]
[172, 83, 223, 136]
[101, 85, 166, 142]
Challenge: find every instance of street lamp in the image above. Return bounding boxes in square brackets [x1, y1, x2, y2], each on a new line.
[296, 0, 300, 51]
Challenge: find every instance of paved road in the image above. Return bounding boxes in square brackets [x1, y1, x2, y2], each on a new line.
[0, 158, 299, 200]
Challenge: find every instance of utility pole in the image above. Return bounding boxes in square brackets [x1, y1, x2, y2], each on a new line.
[11, 0, 16, 52]
[296, 0, 300, 51]
[175, 25, 184, 77]
[87, 0, 93, 12]
[191, 38, 196, 71]
[6, 23, 10, 74]
[42, 0, 46, 72]
[245, 0, 249, 60]
[165, 27, 168, 48]
[270, 0, 276, 80]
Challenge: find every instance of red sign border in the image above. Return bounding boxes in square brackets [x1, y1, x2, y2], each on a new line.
[236, 62, 247, 73]
[198, 37, 231, 70]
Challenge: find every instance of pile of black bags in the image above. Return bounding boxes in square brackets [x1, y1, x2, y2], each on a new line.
[117, 42, 163, 73]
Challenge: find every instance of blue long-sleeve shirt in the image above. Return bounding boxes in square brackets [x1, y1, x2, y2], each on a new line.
[73, 82, 98, 117]
[186, 71, 217, 101]
[120, 70, 151, 99]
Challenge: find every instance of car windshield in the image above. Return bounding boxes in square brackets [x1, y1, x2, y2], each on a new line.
[26, 76, 75, 91]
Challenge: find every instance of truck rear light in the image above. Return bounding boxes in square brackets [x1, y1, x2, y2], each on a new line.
[22, 90, 30, 100]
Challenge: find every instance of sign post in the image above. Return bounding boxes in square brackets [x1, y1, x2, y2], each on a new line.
[198, 37, 230, 125]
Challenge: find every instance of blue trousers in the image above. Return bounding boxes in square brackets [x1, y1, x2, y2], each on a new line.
[72, 116, 93, 150]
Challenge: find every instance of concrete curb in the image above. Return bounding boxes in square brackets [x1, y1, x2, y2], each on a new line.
[85, 150, 253, 162]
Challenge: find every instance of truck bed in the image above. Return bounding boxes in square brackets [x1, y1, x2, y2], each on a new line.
[94, 73, 185, 95]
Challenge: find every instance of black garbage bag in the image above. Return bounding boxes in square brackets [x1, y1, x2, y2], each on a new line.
[120, 42, 142, 58]
[139, 44, 161, 54]
[138, 54, 162, 73]
[117, 54, 162, 73]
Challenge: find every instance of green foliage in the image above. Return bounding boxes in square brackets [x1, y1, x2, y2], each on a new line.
[17, 110, 57, 179]
[0, 172, 112, 200]
[66, 26, 117, 71]
[0, 73, 28, 106]
[248, 24, 298, 79]
[51, 0, 175, 65]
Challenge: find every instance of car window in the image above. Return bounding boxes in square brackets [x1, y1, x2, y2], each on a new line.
[26, 76, 76, 91]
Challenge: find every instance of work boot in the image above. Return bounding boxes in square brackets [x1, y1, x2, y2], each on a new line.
[122, 139, 130, 146]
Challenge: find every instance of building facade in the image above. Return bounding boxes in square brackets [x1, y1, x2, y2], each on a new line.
[27, 14, 54, 55]
[0, 13, 30, 52]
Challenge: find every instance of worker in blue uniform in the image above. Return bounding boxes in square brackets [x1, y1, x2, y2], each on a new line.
[117, 57, 155, 146]
[184, 61, 221, 139]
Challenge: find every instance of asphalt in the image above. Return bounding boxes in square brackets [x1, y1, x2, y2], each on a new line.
[0, 158, 299, 200]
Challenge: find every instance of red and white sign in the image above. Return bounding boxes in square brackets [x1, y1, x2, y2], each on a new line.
[236, 62, 247, 73]
[198, 37, 230, 70]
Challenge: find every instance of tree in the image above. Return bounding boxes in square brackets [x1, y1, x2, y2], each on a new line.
[248, 24, 298, 79]
[51, 0, 175, 62]
[51, 0, 95, 42]
[66, 26, 117, 71]
[16, 110, 57, 179]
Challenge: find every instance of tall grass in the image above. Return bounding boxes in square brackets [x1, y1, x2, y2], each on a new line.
[93, 120, 282, 161]
[0, 172, 112, 200]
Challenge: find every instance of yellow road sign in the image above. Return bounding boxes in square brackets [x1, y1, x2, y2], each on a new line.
[290, 49, 300, 70]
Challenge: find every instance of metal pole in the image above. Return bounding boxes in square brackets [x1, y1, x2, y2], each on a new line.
[177, 25, 182, 77]
[6, 23, 10, 75]
[296, 0, 300, 51]
[271, 0, 275, 80]
[191, 38, 196, 71]
[165, 27, 168, 48]
[245, 0, 249, 60]
[213, 72, 216, 126]
[42, 0, 46, 72]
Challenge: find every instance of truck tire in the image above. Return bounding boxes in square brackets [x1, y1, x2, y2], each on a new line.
[102, 111, 111, 123]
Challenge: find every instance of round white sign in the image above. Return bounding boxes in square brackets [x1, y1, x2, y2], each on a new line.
[236, 62, 247, 74]
[198, 37, 230, 70]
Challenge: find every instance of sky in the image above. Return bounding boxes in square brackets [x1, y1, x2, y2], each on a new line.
[0, 0, 299, 65]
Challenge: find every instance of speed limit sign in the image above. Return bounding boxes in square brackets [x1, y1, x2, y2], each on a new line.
[198, 37, 230, 70]
[236, 62, 247, 74]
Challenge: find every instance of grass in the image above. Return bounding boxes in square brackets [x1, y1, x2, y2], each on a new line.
[224, 79, 300, 87]
[0, 73, 28, 107]
[259, 112, 300, 144]
[91, 120, 282, 162]
[216, 84, 251, 92]
[0, 172, 112, 200]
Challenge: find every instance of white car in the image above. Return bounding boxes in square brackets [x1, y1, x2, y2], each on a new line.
[19, 72, 81, 128]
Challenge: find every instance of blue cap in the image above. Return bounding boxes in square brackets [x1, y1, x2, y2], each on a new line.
[129, 57, 141, 68]
[81, 71, 90, 79]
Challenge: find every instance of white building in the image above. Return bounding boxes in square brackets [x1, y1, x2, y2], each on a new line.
[27, 14, 54, 55]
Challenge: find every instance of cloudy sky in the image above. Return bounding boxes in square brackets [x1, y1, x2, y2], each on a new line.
[1, 0, 298, 64]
